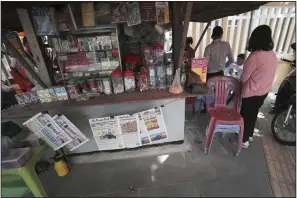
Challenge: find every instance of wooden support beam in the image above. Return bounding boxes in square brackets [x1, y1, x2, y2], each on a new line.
[17, 8, 52, 87]
[2, 36, 47, 88]
[172, 2, 183, 70]
[1, 59, 11, 85]
[194, 21, 211, 53]
[176, 2, 193, 69]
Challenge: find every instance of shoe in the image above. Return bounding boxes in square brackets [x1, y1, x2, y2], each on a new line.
[232, 140, 249, 148]
[249, 137, 253, 142]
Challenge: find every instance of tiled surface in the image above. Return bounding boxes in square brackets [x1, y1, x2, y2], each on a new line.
[259, 91, 296, 198]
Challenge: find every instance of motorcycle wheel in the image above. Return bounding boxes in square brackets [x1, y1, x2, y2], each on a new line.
[271, 109, 296, 146]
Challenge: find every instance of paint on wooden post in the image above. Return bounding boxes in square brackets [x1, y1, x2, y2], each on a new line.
[17, 8, 52, 87]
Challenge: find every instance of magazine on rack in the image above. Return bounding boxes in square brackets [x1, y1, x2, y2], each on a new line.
[117, 114, 141, 148]
[89, 117, 125, 151]
[53, 115, 89, 151]
[139, 107, 168, 143]
[23, 113, 72, 151]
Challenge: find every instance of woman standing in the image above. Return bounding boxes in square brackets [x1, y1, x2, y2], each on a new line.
[240, 25, 277, 148]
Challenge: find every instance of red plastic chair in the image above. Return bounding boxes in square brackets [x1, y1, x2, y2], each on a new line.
[204, 76, 244, 156]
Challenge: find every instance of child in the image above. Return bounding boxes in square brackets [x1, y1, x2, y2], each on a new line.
[226, 54, 245, 79]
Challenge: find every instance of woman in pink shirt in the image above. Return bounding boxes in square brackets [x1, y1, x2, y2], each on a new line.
[240, 25, 277, 148]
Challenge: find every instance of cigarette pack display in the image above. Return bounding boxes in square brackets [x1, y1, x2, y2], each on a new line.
[101, 58, 111, 70]
[2, 148, 32, 169]
[21, 93, 32, 105]
[48, 88, 58, 101]
[77, 38, 86, 51]
[27, 91, 39, 104]
[54, 87, 69, 100]
[106, 50, 112, 57]
[61, 40, 70, 52]
[36, 90, 52, 103]
[110, 57, 120, 68]
[15, 94, 26, 107]
[100, 36, 112, 50]
[52, 37, 62, 53]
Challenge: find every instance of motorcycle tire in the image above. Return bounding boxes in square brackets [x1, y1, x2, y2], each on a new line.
[271, 109, 296, 146]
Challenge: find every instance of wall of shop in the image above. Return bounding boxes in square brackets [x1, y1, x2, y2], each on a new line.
[55, 98, 185, 154]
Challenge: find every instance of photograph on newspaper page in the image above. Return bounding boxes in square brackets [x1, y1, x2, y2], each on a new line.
[117, 114, 141, 148]
[140, 107, 168, 143]
[53, 114, 89, 151]
[137, 113, 151, 145]
[23, 113, 72, 150]
[89, 116, 124, 151]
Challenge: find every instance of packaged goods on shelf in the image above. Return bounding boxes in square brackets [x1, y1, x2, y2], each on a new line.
[125, 2, 142, 26]
[81, 2, 95, 27]
[55, 4, 77, 32]
[31, 7, 58, 36]
[155, 2, 170, 24]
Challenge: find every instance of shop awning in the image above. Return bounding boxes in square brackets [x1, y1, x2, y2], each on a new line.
[191, 1, 268, 22]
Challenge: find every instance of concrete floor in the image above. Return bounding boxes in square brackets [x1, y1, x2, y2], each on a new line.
[26, 103, 275, 197]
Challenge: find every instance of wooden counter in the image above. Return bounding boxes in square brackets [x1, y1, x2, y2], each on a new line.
[2, 90, 212, 121]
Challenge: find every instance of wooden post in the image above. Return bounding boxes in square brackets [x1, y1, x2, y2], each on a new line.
[176, 2, 193, 68]
[17, 8, 52, 87]
[2, 36, 47, 88]
[172, 2, 183, 70]
[1, 59, 11, 85]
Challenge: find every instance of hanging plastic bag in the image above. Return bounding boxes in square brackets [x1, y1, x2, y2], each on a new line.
[169, 69, 183, 94]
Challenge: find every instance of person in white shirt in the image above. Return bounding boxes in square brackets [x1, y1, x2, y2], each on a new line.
[204, 26, 234, 81]
[226, 54, 245, 79]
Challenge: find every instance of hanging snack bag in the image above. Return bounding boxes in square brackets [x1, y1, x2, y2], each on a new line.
[169, 69, 183, 94]
[125, 2, 142, 26]
[155, 2, 170, 24]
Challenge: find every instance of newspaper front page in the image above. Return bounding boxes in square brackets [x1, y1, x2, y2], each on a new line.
[53, 114, 89, 151]
[89, 116, 124, 151]
[139, 107, 168, 144]
[117, 114, 141, 148]
[23, 113, 72, 150]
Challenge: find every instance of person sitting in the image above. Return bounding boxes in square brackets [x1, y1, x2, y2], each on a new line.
[226, 54, 245, 79]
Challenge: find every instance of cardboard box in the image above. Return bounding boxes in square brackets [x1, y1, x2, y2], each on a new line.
[191, 58, 208, 83]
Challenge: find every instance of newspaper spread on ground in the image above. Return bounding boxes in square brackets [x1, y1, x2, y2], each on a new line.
[23, 113, 72, 150]
[53, 114, 89, 151]
[140, 107, 168, 143]
[117, 114, 141, 148]
[137, 113, 151, 145]
[89, 116, 124, 151]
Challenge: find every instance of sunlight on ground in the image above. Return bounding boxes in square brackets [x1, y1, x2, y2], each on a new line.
[157, 154, 169, 164]
[258, 112, 266, 119]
